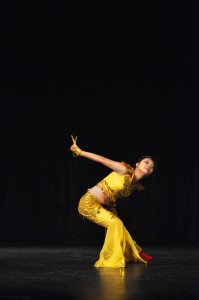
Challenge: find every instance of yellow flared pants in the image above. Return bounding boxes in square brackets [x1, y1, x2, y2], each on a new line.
[78, 191, 147, 268]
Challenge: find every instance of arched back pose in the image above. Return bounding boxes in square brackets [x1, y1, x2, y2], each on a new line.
[70, 135, 156, 268]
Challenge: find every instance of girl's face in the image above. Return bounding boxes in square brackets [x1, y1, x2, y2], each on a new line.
[136, 158, 154, 176]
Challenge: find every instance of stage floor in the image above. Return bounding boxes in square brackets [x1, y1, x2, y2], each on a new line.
[1, 243, 199, 300]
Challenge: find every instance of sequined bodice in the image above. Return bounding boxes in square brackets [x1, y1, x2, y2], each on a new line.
[96, 162, 144, 203]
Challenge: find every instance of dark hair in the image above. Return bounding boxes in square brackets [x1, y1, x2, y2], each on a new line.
[136, 155, 158, 173]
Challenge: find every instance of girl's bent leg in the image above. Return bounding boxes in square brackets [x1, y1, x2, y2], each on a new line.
[78, 192, 147, 267]
[93, 214, 147, 268]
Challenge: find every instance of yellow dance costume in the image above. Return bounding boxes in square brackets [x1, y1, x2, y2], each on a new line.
[78, 162, 147, 268]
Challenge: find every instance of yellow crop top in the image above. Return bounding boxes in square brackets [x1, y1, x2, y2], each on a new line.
[96, 162, 144, 203]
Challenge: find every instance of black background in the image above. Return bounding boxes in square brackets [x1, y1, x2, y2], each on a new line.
[4, 1, 199, 246]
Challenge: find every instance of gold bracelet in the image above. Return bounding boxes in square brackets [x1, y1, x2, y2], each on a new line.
[72, 147, 82, 157]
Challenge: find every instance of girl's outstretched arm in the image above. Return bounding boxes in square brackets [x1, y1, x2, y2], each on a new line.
[70, 135, 127, 175]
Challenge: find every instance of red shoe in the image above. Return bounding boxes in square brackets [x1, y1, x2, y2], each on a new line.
[139, 251, 153, 261]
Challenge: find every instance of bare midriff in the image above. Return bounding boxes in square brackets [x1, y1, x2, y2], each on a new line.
[88, 185, 111, 205]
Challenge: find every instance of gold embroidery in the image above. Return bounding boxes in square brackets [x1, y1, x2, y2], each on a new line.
[97, 165, 144, 203]
[103, 203, 117, 216]
[102, 250, 111, 260]
[78, 191, 101, 217]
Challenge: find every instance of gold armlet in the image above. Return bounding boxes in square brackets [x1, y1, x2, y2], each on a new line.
[72, 147, 82, 157]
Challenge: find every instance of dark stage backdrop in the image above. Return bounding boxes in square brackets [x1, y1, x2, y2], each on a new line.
[4, 1, 199, 246]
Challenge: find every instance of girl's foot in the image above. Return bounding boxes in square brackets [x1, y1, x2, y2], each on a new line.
[139, 251, 153, 261]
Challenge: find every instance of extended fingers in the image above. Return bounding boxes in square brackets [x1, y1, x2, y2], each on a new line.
[71, 134, 77, 144]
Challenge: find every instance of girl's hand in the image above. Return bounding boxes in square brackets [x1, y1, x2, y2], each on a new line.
[70, 135, 82, 157]
[71, 135, 77, 144]
[70, 143, 79, 151]
[70, 134, 78, 151]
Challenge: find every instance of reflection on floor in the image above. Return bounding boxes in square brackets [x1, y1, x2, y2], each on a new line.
[1, 243, 199, 300]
